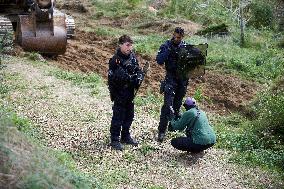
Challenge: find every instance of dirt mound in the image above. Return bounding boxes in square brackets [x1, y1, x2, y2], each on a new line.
[50, 30, 115, 74]
[56, 0, 89, 13]
[190, 72, 260, 114]
[136, 20, 201, 36]
[49, 30, 260, 115]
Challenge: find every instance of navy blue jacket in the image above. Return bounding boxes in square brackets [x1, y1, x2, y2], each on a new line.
[108, 48, 141, 103]
[156, 39, 186, 75]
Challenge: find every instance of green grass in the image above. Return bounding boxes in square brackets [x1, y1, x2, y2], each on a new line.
[91, 0, 155, 20]
[49, 69, 103, 95]
[134, 34, 168, 57]
[139, 143, 158, 156]
[206, 29, 284, 83]
[213, 113, 284, 175]
[159, 0, 234, 26]
[0, 106, 102, 189]
[135, 91, 163, 117]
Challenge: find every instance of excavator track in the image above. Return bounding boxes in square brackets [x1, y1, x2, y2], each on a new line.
[0, 16, 13, 37]
[66, 14, 75, 38]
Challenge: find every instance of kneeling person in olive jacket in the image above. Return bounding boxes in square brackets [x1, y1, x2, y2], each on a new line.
[169, 97, 216, 153]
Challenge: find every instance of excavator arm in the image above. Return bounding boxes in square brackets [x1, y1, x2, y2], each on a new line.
[0, 0, 75, 55]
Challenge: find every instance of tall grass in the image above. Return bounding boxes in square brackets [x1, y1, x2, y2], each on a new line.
[207, 29, 284, 82]
[0, 107, 101, 189]
[159, 0, 234, 26]
[251, 75, 284, 142]
[91, 0, 155, 20]
[214, 112, 284, 175]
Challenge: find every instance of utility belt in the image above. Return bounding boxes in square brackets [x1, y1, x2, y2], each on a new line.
[159, 73, 189, 94]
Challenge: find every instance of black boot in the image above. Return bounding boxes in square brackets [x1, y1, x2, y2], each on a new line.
[110, 141, 124, 151]
[121, 136, 138, 146]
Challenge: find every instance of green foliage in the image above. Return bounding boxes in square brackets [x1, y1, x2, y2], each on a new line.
[139, 143, 158, 156]
[192, 85, 213, 106]
[0, 82, 9, 96]
[102, 169, 130, 188]
[11, 113, 31, 132]
[50, 69, 103, 95]
[159, 0, 232, 26]
[251, 75, 284, 142]
[134, 34, 167, 56]
[207, 29, 284, 82]
[94, 27, 123, 37]
[91, 0, 157, 28]
[0, 32, 13, 54]
[123, 152, 136, 162]
[214, 113, 284, 173]
[0, 107, 100, 189]
[91, 0, 130, 18]
[248, 1, 274, 29]
[26, 52, 39, 61]
[127, 0, 142, 8]
[91, 0, 147, 18]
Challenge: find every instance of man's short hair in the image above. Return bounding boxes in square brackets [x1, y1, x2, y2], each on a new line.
[174, 27, 185, 36]
[118, 35, 133, 44]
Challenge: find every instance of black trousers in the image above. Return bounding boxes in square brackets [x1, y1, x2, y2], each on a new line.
[110, 100, 134, 142]
[171, 136, 214, 153]
[158, 75, 188, 133]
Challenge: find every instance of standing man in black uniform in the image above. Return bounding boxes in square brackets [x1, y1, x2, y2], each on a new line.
[156, 27, 189, 142]
[108, 35, 144, 150]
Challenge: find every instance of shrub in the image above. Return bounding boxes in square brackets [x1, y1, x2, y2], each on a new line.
[248, 1, 274, 29]
[251, 75, 284, 142]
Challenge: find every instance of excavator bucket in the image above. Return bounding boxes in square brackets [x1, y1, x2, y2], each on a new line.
[17, 11, 67, 55]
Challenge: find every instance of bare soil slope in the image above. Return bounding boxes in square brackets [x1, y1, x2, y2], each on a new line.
[50, 29, 259, 115]
[51, 0, 261, 115]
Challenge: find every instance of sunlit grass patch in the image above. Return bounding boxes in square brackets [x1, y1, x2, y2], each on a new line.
[134, 34, 167, 57]
[49, 69, 103, 95]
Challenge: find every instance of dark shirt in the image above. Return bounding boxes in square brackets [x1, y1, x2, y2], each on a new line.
[108, 48, 140, 102]
[156, 39, 186, 76]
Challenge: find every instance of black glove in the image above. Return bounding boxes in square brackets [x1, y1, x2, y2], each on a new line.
[129, 74, 137, 83]
[125, 63, 135, 74]
[129, 72, 144, 89]
[114, 67, 129, 83]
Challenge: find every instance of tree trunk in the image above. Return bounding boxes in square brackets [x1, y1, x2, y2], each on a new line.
[240, 0, 245, 47]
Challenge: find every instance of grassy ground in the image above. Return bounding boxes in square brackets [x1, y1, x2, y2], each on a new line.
[1, 0, 284, 188]
[0, 56, 283, 188]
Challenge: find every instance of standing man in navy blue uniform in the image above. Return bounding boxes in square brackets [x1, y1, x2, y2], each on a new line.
[156, 27, 189, 142]
[108, 35, 144, 150]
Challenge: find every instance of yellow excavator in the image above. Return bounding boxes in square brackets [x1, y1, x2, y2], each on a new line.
[0, 0, 75, 54]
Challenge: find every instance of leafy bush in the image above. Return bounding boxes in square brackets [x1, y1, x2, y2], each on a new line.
[247, 1, 274, 29]
[251, 75, 284, 142]
[159, 0, 232, 26]
[214, 113, 284, 173]
[207, 29, 284, 82]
